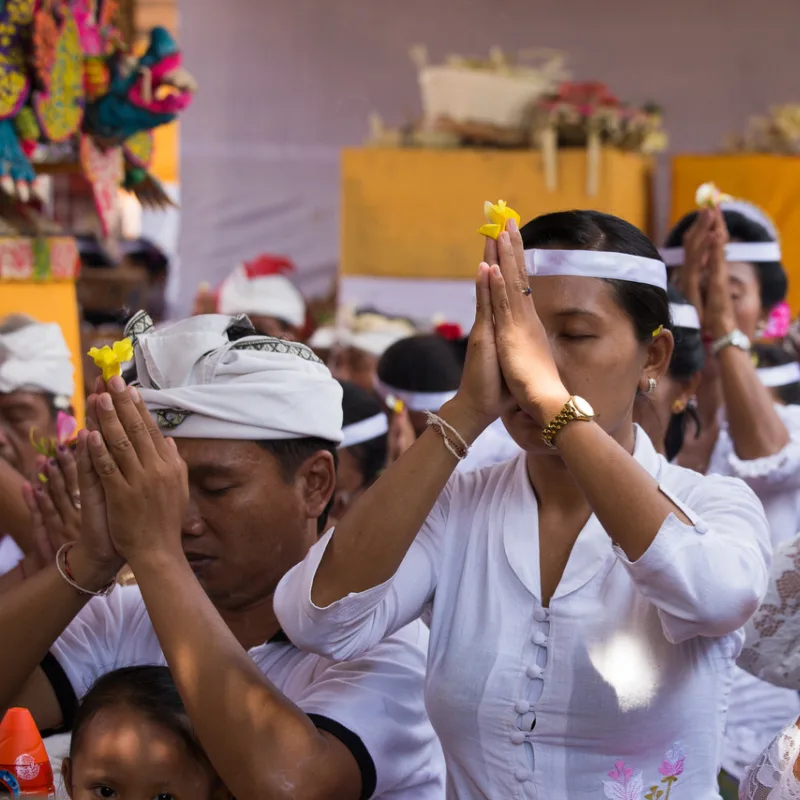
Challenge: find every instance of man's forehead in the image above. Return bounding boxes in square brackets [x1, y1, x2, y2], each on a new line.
[174, 437, 266, 472]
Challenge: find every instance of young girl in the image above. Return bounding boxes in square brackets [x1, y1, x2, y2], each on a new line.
[275, 210, 771, 798]
[62, 666, 229, 800]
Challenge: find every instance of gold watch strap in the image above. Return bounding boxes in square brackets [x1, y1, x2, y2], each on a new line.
[541, 404, 578, 449]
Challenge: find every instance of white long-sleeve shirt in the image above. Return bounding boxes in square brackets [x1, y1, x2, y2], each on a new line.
[275, 427, 771, 799]
[710, 404, 800, 779]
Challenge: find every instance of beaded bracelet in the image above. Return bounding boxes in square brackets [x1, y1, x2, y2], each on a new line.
[425, 411, 470, 461]
[56, 543, 116, 598]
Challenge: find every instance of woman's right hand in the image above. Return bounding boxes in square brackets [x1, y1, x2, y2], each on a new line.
[449, 237, 514, 435]
[674, 209, 713, 320]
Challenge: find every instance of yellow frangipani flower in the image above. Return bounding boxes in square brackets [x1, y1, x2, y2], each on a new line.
[478, 199, 521, 240]
[88, 338, 134, 382]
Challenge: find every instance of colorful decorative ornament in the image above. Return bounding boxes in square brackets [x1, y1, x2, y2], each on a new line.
[33, 6, 85, 143]
[478, 199, 521, 240]
[0, 0, 35, 120]
[88, 337, 133, 381]
[79, 133, 123, 235]
[122, 128, 154, 169]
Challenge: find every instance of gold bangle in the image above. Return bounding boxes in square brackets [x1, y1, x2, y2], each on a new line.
[541, 406, 578, 449]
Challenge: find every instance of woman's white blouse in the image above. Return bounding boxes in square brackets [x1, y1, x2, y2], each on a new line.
[709, 404, 800, 779]
[275, 428, 771, 799]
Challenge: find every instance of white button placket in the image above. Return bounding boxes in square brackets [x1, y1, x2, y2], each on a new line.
[513, 605, 550, 795]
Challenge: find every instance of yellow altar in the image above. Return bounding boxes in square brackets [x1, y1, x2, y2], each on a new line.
[671, 155, 800, 311]
[341, 147, 654, 281]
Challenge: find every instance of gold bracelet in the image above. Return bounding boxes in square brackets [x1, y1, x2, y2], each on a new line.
[541, 406, 578, 449]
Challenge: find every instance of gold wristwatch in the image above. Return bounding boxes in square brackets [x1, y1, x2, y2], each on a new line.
[541, 395, 596, 449]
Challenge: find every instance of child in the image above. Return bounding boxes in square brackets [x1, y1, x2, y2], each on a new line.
[61, 666, 229, 800]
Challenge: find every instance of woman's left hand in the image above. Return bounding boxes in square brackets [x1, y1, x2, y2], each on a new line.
[702, 208, 736, 341]
[86, 376, 189, 565]
[489, 223, 569, 426]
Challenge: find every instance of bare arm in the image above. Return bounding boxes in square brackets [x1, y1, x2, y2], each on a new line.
[718, 344, 789, 460]
[0, 458, 33, 553]
[130, 550, 363, 800]
[704, 209, 788, 460]
[0, 433, 123, 728]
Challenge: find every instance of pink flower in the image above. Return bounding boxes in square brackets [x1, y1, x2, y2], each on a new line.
[658, 743, 685, 779]
[604, 762, 644, 800]
[55, 412, 78, 446]
[608, 761, 634, 783]
[763, 301, 791, 339]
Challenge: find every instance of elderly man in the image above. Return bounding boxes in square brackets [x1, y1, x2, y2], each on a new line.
[0, 311, 443, 800]
[0, 314, 75, 574]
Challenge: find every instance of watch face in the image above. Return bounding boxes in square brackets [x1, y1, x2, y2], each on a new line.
[572, 396, 594, 418]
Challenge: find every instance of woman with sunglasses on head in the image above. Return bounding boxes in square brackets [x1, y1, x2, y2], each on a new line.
[663, 201, 800, 796]
[275, 210, 770, 799]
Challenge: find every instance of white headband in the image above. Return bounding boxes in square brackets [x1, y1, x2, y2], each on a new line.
[373, 377, 456, 413]
[524, 249, 667, 291]
[660, 242, 782, 268]
[757, 363, 800, 388]
[340, 412, 389, 448]
[669, 303, 701, 330]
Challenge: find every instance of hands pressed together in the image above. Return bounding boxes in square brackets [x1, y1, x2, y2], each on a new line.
[24, 375, 189, 591]
[674, 206, 736, 341]
[453, 219, 569, 436]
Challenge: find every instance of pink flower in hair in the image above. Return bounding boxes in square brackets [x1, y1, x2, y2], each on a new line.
[763, 301, 791, 339]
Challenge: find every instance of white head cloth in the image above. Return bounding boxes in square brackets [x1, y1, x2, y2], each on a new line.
[524, 249, 667, 291]
[218, 265, 306, 328]
[0, 322, 74, 400]
[669, 303, 701, 330]
[373, 376, 456, 413]
[340, 412, 389, 449]
[126, 311, 343, 443]
[660, 242, 782, 268]
[757, 363, 800, 389]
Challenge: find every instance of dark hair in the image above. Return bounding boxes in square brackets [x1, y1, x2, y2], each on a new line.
[339, 381, 388, 489]
[520, 210, 670, 342]
[664, 286, 704, 460]
[377, 334, 463, 392]
[257, 438, 338, 533]
[753, 342, 800, 406]
[664, 209, 787, 313]
[70, 666, 208, 767]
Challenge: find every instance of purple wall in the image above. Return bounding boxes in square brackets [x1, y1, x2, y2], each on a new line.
[177, 0, 799, 313]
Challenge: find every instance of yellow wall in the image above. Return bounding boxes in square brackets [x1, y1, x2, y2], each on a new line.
[0, 283, 85, 424]
[342, 148, 653, 280]
[672, 155, 800, 311]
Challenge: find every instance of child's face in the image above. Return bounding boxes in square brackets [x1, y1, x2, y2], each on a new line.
[63, 706, 224, 800]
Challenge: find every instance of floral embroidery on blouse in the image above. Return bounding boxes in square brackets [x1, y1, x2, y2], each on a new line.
[603, 742, 685, 800]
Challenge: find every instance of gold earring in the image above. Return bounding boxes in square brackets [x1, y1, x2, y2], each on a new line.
[671, 399, 686, 414]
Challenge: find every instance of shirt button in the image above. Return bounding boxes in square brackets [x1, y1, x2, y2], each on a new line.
[533, 608, 548, 622]
[526, 665, 543, 680]
[515, 769, 533, 783]
[515, 700, 530, 714]
[511, 731, 526, 745]
[695, 519, 709, 534]
[532, 632, 548, 646]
